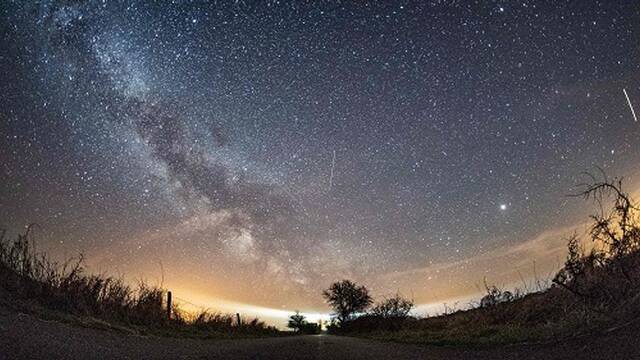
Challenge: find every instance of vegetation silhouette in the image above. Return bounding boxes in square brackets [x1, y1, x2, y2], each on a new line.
[322, 279, 373, 325]
[327, 292, 416, 333]
[370, 293, 415, 318]
[2, 171, 640, 345]
[321, 173, 640, 345]
[0, 226, 278, 337]
[287, 311, 321, 334]
[553, 172, 640, 310]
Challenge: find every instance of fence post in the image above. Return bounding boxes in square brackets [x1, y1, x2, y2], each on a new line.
[167, 291, 172, 320]
[236, 312, 241, 326]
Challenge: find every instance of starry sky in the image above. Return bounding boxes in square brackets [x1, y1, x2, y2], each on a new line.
[1, 1, 640, 321]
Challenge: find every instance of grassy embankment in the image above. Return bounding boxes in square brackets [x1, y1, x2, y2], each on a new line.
[0, 226, 280, 339]
[330, 176, 640, 347]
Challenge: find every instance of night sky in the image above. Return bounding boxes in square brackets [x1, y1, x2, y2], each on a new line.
[1, 1, 640, 321]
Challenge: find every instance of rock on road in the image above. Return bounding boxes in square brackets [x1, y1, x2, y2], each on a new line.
[1, 304, 639, 359]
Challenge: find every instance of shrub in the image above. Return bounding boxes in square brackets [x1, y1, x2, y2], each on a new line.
[552, 174, 640, 312]
[371, 293, 414, 318]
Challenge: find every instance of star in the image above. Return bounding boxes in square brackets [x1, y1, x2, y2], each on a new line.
[1, 0, 638, 326]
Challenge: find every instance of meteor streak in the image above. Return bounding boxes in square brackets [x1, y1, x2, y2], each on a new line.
[329, 150, 336, 190]
[623, 88, 638, 122]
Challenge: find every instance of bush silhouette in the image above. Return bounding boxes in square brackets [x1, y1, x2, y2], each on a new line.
[322, 280, 372, 324]
[287, 311, 320, 334]
[287, 311, 306, 332]
[553, 173, 640, 311]
[371, 293, 414, 318]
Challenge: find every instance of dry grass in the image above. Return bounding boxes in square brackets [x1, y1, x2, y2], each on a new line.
[0, 226, 279, 337]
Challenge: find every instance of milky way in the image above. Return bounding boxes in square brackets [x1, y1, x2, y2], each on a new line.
[1, 1, 640, 316]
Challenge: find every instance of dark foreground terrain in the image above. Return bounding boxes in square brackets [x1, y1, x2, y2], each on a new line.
[1, 303, 639, 360]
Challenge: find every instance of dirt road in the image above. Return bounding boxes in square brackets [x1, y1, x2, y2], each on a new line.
[1, 304, 639, 359]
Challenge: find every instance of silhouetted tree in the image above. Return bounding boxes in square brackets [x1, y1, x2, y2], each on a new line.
[287, 311, 306, 332]
[322, 280, 372, 324]
[287, 311, 320, 334]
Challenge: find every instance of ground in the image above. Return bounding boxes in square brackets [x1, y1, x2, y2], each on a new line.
[1, 303, 639, 360]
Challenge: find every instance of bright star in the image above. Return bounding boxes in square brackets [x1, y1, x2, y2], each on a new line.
[499, 204, 507, 211]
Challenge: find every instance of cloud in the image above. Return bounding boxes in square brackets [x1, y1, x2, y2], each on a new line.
[376, 221, 592, 304]
[397, 222, 588, 279]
